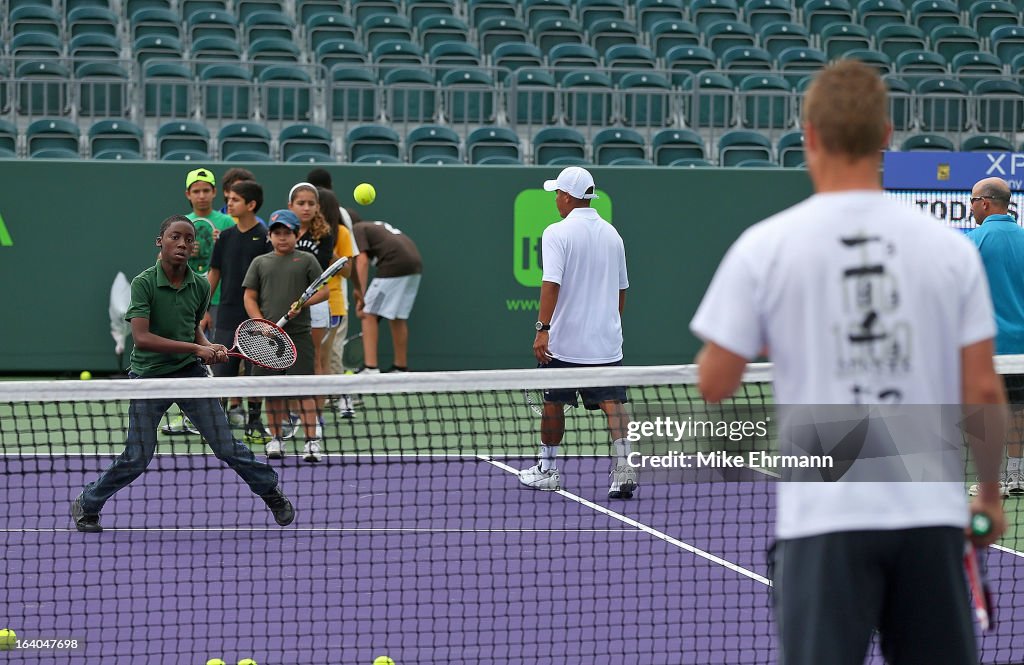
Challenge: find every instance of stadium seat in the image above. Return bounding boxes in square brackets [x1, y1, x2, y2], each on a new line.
[420, 15, 470, 50]
[316, 39, 368, 69]
[371, 39, 426, 69]
[691, 0, 740, 29]
[382, 68, 436, 122]
[217, 122, 272, 160]
[909, 0, 960, 34]
[364, 13, 413, 51]
[329, 67, 378, 122]
[407, 0, 457, 24]
[877, 24, 927, 62]
[191, 35, 242, 66]
[88, 119, 143, 159]
[285, 152, 336, 163]
[961, 135, 1014, 152]
[761, 22, 812, 59]
[971, 1, 1018, 36]
[669, 158, 713, 167]
[237, 0, 285, 20]
[10, 5, 61, 38]
[856, 0, 907, 32]
[442, 68, 496, 124]
[279, 123, 333, 162]
[951, 51, 1003, 77]
[474, 155, 523, 165]
[244, 11, 295, 45]
[126, 0, 172, 19]
[652, 128, 705, 165]
[130, 8, 180, 40]
[649, 18, 701, 57]
[524, 0, 572, 25]
[619, 72, 671, 126]
[734, 158, 778, 167]
[578, 0, 628, 26]
[491, 42, 544, 70]
[67, 6, 119, 39]
[706, 20, 756, 57]
[346, 124, 401, 162]
[0, 120, 16, 158]
[721, 45, 772, 71]
[534, 127, 586, 165]
[478, 16, 531, 53]
[467, 127, 521, 164]
[75, 61, 130, 117]
[69, 33, 121, 67]
[11, 32, 63, 59]
[187, 9, 237, 42]
[306, 12, 357, 51]
[430, 41, 483, 73]
[843, 48, 892, 75]
[248, 38, 302, 75]
[220, 150, 274, 163]
[777, 46, 827, 86]
[467, 0, 517, 25]
[545, 155, 590, 165]
[1009, 51, 1024, 75]
[259, 66, 312, 121]
[506, 68, 557, 125]
[777, 131, 805, 167]
[684, 71, 735, 128]
[353, 153, 402, 164]
[181, 0, 228, 19]
[143, 60, 192, 120]
[133, 35, 184, 64]
[607, 157, 653, 166]
[588, 18, 640, 52]
[26, 118, 80, 157]
[198, 63, 252, 119]
[561, 71, 614, 126]
[664, 45, 717, 85]
[533, 17, 586, 52]
[605, 44, 657, 75]
[15, 60, 70, 116]
[593, 127, 646, 165]
[157, 120, 210, 158]
[884, 74, 912, 131]
[739, 74, 792, 129]
[931, 26, 983, 64]
[900, 134, 954, 151]
[991, 25, 1024, 65]
[802, 0, 854, 33]
[974, 79, 1024, 133]
[744, 0, 797, 32]
[352, 0, 402, 23]
[549, 44, 601, 81]
[407, 125, 461, 163]
[820, 22, 871, 60]
[636, 0, 685, 32]
[296, 0, 336, 22]
[161, 148, 210, 160]
[895, 50, 947, 90]
[718, 130, 772, 166]
[63, 0, 112, 16]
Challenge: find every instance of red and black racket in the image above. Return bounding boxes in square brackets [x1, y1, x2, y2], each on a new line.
[226, 318, 296, 370]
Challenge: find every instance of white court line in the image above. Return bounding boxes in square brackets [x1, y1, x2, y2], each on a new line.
[479, 455, 772, 587]
[1, 527, 638, 533]
[991, 544, 1024, 559]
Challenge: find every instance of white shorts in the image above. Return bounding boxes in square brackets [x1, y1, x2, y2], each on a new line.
[363, 274, 421, 320]
[310, 300, 330, 328]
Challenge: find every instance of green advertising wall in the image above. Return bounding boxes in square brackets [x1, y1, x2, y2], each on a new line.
[0, 162, 812, 372]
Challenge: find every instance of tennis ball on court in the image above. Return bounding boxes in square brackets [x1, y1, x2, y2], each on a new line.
[205, 659, 226, 665]
[80, 370, 92, 381]
[373, 657, 396, 665]
[0, 629, 16, 650]
[237, 659, 258, 665]
[354, 182, 376, 205]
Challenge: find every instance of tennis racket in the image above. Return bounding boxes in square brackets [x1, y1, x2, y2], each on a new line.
[341, 332, 364, 369]
[225, 318, 296, 370]
[965, 512, 995, 632]
[276, 256, 349, 327]
[188, 217, 216, 275]
[524, 389, 573, 416]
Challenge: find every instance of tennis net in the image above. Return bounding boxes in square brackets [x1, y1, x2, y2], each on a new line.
[0, 362, 1021, 664]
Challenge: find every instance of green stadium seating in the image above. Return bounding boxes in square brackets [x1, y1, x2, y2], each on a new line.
[588, 18, 640, 52]
[951, 50, 1003, 77]
[593, 127, 646, 165]
[971, 1, 1018, 37]
[636, 0, 685, 31]
[855, 0, 906, 32]
[15, 60, 70, 116]
[916, 76, 969, 132]
[692, 0, 741, 29]
[467, 0, 518, 26]
[561, 71, 614, 126]
[407, 125, 461, 163]
[69, 33, 121, 66]
[900, 134, 955, 151]
[11, 32, 63, 58]
[884, 74, 912, 130]
[259, 65, 312, 121]
[842, 48, 892, 75]
[578, 0, 628, 26]
[0, 120, 15, 158]
[10, 5, 61, 38]
[877, 24, 927, 62]
[819, 22, 871, 59]
[317, 39, 368, 69]
[88, 119, 143, 158]
[974, 79, 1024, 133]
[777, 131, 805, 167]
[371, 39, 426, 69]
[130, 8, 180, 40]
[802, 0, 854, 34]
[894, 49, 946, 86]
[524, 0, 572, 25]
[244, 11, 295, 44]
[75, 61, 130, 117]
[279, 123, 333, 162]
[991, 25, 1024, 65]
[415, 154, 463, 164]
[429, 41, 483, 74]
[352, 0, 402, 23]
[478, 16, 530, 53]
[187, 9, 237, 42]
[466, 126, 520, 163]
[364, 13, 414, 51]
[407, 0, 457, 23]
[665, 45, 717, 83]
[707, 20, 756, 57]
[218, 122, 272, 161]
[931, 25, 983, 64]
[382, 68, 436, 122]
[652, 128, 705, 165]
[744, 0, 797, 32]
[534, 17, 586, 52]
[739, 73, 792, 128]
[491, 42, 544, 69]
[441, 68, 496, 123]
[67, 7, 119, 39]
[718, 129, 772, 166]
[143, 60, 192, 118]
[161, 149, 212, 161]
[420, 15, 470, 50]
[605, 44, 657, 73]
[761, 22, 812, 58]
[669, 158, 713, 167]
[684, 71, 734, 128]
[157, 120, 210, 158]
[961, 135, 1014, 152]
[619, 72, 671, 125]
[734, 158, 778, 167]
[649, 18, 701, 57]
[26, 118, 80, 157]
[909, 0, 960, 35]
[506, 68, 557, 125]
[306, 12, 357, 51]
[777, 46, 827, 86]
[549, 43, 601, 80]
[329, 67, 378, 122]
[534, 127, 586, 164]
[133, 35, 184, 64]
[721, 45, 772, 71]
[354, 153, 402, 163]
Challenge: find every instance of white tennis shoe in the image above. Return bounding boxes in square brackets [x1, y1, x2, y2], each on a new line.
[519, 463, 561, 491]
[265, 437, 284, 460]
[609, 465, 638, 499]
[303, 439, 322, 463]
[968, 475, 1010, 498]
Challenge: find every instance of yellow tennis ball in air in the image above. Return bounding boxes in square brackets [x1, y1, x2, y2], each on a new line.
[373, 657, 396, 665]
[205, 659, 226, 665]
[354, 182, 376, 205]
[237, 659, 258, 665]
[80, 370, 92, 380]
[0, 629, 16, 651]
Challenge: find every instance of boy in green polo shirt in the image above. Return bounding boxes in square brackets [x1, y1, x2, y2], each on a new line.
[71, 215, 294, 533]
[164, 168, 239, 435]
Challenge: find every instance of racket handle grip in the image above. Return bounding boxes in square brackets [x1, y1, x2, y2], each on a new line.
[275, 315, 288, 327]
[970, 512, 992, 538]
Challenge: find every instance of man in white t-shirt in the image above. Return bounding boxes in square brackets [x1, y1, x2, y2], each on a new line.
[691, 61, 1007, 665]
[518, 167, 634, 499]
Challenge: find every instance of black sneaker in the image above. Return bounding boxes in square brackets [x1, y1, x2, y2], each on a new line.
[260, 486, 295, 526]
[244, 420, 272, 446]
[71, 494, 102, 533]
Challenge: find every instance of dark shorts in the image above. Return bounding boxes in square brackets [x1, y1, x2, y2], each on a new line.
[540, 358, 628, 410]
[1005, 373, 1024, 407]
[770, 527, 976, 665]
[252, 331, 315, 377]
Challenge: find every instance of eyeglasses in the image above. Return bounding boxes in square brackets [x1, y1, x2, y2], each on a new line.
[971, 195, 1006, 204]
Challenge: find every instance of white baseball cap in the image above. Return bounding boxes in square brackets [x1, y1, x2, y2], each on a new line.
[543, 166, 599, 200]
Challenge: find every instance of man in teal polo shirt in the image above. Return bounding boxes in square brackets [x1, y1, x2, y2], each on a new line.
[71, 214, 294, 532]
[969, 176, 1024, 495]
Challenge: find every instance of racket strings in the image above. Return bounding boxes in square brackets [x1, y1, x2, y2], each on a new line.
[236, 319, 295, 369]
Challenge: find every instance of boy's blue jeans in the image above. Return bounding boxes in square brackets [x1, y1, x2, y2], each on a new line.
[79, 360, 279, 514]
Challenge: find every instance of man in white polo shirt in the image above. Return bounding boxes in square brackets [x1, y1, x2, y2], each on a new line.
[518, 167, 634, 499]
[691, 61, 1007, 665]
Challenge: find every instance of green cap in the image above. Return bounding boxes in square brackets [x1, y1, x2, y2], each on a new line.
[185, 168, 216, 190]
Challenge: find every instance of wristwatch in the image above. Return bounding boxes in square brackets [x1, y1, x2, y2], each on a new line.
[535, 321, 551, 332]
